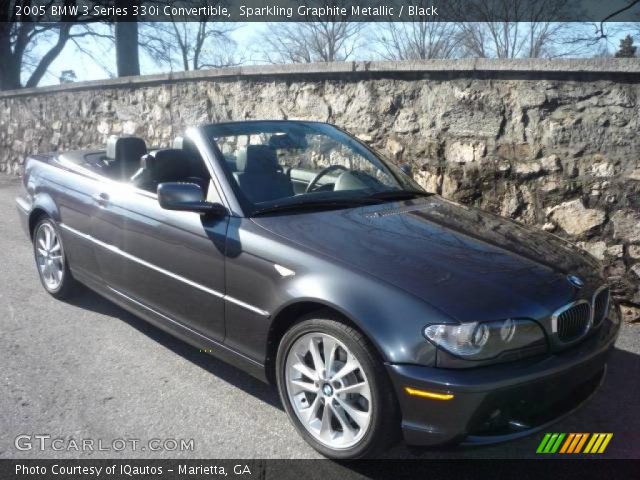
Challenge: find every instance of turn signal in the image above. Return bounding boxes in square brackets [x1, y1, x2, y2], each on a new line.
[404, 387, 454, 401]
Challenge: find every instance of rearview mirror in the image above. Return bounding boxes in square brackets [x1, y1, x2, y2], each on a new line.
[157, 182, 226, 216]
[399, 163, 413, 176]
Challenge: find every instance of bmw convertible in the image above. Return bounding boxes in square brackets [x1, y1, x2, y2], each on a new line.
[16, 120, 620, 458]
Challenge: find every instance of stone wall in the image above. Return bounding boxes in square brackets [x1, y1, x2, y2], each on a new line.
[1, 59, 639, 321]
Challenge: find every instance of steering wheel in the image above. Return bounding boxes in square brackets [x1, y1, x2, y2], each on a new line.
[305, 165, 349, 193]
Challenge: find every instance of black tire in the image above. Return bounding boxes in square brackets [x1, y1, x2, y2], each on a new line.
[32, 217, 78, 300]
[276, 310, 399, 459]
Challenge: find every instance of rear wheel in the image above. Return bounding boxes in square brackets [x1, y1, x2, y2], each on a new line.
[33, 217, 78, 299]
[276, 313, 399, 458]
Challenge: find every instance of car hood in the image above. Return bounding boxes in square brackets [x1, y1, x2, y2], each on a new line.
[251, 197, 603, 322]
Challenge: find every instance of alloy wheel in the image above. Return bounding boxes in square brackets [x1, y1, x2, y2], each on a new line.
[35, 222, 65, 291]
[285, 332, 372, 450]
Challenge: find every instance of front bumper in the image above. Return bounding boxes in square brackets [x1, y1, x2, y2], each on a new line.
[386, 315, 620, 446]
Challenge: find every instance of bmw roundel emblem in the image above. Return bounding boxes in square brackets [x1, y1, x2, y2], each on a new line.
[567, 275, 584, 288]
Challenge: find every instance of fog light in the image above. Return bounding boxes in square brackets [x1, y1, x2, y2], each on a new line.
[404, 387, 454, 401]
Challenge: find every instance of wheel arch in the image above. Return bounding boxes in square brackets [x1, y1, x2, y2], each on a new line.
[28, 207, 51, 239]
[28, 193, 60, 239]
[264, 299, 387, 385]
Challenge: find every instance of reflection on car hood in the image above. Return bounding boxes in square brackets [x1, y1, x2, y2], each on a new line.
[252, 197, 603, 322]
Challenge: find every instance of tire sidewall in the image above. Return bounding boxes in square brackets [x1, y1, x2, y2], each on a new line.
[276, 316, 394, 459]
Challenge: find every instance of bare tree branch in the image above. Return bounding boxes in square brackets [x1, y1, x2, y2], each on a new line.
[374, 19, 459, 60]
[600, 0, 640, 37]
[258, 21, 364, 64]
[453, 0, 577, 58]
[140, 18, 241, 71]
[1, 0, 113, 90]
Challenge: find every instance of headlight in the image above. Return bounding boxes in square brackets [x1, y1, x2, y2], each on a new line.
[423, 318, 546, 362]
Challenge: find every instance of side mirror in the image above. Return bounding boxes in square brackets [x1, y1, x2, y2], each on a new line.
[399, 163, 413, 176]
[157, 182, 226, 216]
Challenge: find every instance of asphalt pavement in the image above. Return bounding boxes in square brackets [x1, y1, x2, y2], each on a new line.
[1, 177, 638, 460]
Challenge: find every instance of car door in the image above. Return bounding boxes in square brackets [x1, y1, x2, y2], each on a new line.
[91, 169, 229, 343]
[46, 159, 106, 284]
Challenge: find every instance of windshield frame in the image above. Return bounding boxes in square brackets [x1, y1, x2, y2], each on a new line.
[199, 120, 424, 217]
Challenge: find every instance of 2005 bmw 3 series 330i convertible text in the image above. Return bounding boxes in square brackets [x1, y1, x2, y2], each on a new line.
[16, 121, 620, 459]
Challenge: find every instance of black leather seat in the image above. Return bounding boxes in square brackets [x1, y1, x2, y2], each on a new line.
[234, 145, 294, 203]
[105, 136, 147, 179]
[131, 149, 208, 193]
[173, 137, 210, 180]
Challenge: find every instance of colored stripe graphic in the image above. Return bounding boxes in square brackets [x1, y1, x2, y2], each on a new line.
[559, 433, 575, 453]
[544, 433, 559, 453]
[598, 433, 613, 453]
[574, 433, 589, 453]
[597, 434, 613, 453]
[537, 433, 552, 453]
[536, 433, 565, 453]
[538, 433, 613, 454]
[590, 434, 606, 453]
[567, 433, 583, 453]
[584, 433, 599, 453]
[584, 433, 613, 454]
[550, 433, 565, 453]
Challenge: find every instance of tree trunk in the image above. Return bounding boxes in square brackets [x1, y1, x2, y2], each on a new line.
[115, 21, 140, 77]
[0, 24, 22, 90]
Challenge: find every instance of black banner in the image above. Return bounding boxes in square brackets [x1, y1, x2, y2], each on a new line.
[1, 459, 639, 480]
[2, 0, 640, 22]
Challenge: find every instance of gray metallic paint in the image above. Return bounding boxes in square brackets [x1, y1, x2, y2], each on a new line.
[250, 195, 607, 355]
[15, 122, 620, 447]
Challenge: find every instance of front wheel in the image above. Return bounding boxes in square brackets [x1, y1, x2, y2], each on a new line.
[276, 313, 399, 458]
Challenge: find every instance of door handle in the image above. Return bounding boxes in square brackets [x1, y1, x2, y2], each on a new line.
[92, 192, 109, 206]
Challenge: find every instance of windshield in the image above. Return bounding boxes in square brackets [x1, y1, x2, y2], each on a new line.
[202, 121, 425, 215]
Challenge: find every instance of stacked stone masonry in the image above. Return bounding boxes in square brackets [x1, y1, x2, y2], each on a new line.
[1, 59, 639, 321]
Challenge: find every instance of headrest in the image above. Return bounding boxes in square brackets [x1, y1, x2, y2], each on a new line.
[106, 136, 147, 162]
[140, 149, 193, 182]
[172, 137, 184, 149]
[173, 136, 199, 154]
[236, 145, 279, 173]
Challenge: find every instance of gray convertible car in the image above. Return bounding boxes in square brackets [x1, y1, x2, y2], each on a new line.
[16, 120, 620, 458]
